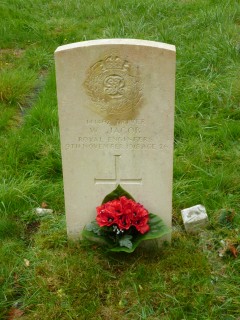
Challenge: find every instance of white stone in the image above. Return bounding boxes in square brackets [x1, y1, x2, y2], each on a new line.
[181, 205, 208, 233]
[35, 208, 53, 216]
[55, 39, 176, 239]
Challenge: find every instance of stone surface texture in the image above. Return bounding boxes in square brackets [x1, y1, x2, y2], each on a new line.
[55, 39, 176, 239]
[35, 208, 53, 216]
[181, 204, 209, 233]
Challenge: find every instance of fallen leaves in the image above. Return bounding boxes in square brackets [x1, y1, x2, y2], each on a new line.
[7, 308, 24, 319]
[228, 244, 238, 258]
[219, 240, 239, 258]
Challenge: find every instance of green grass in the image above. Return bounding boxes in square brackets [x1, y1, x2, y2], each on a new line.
[0, 0, 240, 319]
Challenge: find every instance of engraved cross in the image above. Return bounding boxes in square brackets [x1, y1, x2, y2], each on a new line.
[95, 155, 142, 185]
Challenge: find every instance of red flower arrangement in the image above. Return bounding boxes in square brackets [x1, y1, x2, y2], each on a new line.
[96, 196, 150, 234]
[82, 185, 170, 253]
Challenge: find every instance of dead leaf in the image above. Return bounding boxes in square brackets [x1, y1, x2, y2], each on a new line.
[229, 244, 238, 258]
[41, 202, 48, 208]
[219, 239, 239, 258]
[8, 308, 24, 319]
[24, 259, 30, 267]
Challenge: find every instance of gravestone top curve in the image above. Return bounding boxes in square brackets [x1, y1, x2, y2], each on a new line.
[55, 38, 175, 53]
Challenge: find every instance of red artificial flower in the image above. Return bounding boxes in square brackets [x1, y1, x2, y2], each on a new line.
[131, 202, 150, 234]
[96, 202, 117, 227]
[120, 196, 135, 216]
[96, 196, 150, 234]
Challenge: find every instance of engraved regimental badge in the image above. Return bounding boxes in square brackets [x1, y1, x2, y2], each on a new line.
[84, 54, 142, 119]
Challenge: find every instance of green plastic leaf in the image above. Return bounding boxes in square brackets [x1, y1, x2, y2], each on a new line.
[83, 213, 170, 253]
[85, 221, 101, 235]
[109, 214, 170, 253]
[82, 228, 112, 247]
[119, 235, 133, 249]
[102, 185, 135, 204]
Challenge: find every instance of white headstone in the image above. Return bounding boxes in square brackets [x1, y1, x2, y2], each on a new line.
[55, 39, 176, 240]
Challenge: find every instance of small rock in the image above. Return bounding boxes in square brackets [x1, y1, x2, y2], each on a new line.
[181, 204, 208, 233]
[35, 208, 53, 216]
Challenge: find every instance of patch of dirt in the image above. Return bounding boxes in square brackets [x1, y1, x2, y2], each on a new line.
[25, 221, 40, 237]
[0, 48, 25, 58]
[0, 49, 25, 69]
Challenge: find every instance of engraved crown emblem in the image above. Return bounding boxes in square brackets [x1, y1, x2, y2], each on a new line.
[102, 56, 130, 72]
